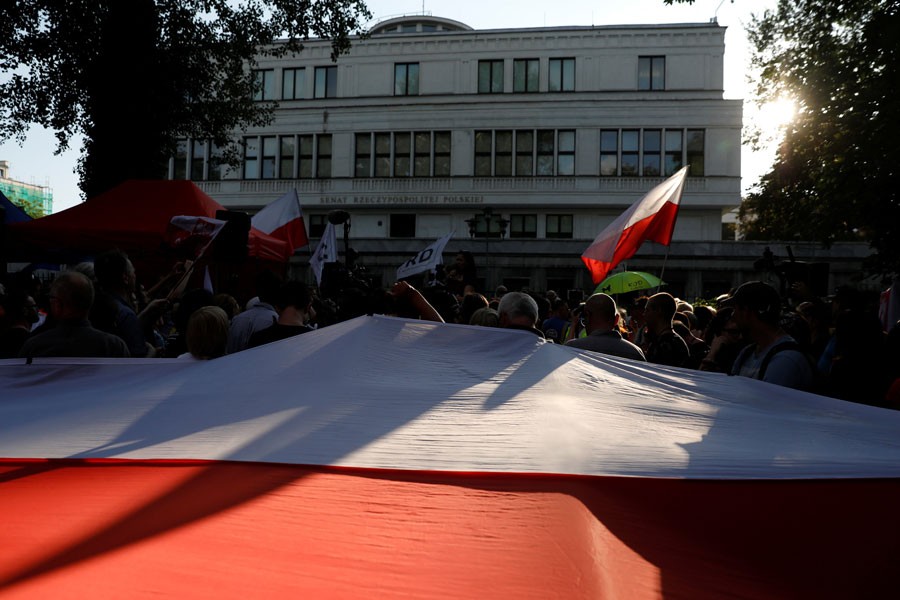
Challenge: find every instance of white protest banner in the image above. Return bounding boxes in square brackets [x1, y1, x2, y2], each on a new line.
[396, 231, 454, 280]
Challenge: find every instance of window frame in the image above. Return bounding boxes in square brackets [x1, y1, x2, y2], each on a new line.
[549, 57, 575, 92]
[389, 214, 417, 238]
[546, 214, 574, 239]
[478, 59, 504, 94]
[638, 56, 665, 91]
[282, 67, 306, 100]
[513, 58, 539, 93]
[509, 214, 538, 239]
[394, 62, 420, 96]
[314, 65, 337, 98]
[252, 69, 275, 101]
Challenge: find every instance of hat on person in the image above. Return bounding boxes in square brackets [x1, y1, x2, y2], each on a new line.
[720, 281, 781, 319]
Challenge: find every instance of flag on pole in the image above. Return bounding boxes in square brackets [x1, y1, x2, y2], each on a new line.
[581, 166, 688, 284]
[396, 231, 454, 280]
[165, 216, 227, 260]
[310, 222, 338, 285]
[251, 189, 309, 252]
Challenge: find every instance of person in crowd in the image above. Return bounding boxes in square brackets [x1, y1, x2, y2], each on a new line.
[497, 291, 544, 338]
[627, 296, 649, 347]
[248, 281, 316, 348]
[92, 250, 167, 357]
[643, 292, 690, 367]
[825, 308, 890, 405]
[19, 271, 130, 358]
[673, 321, 709, 369]
[692, 304, 716, 340]
[0, 290, 41, 358]
[565, 293, 645, 361]
[213, 293, 241, 321]
[723, 281, 814, 391]
[163, 288, 214, 358]
[796, 299, 832, 362]
[226, 269, 282, 353]
[469, 307, 500, 327]
[457, 292, 489, 325]
[542, 298, 570, 343]
[384, 281, 445, 322]
[698, 307, 748, 373]
[180, 306, 230, 360]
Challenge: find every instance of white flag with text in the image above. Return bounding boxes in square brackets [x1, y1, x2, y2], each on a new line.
[310, 222, 338, 285]
[396, 231, 454, 280]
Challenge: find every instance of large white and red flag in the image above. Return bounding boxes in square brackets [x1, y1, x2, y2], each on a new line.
[582, 166, 688, 284]
[250, 189, 309, 252]
[164, 215, 227, 259]
[3, 317, 900, 598]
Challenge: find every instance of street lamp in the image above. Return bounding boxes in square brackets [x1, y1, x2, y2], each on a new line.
[465, 207, 509, 290]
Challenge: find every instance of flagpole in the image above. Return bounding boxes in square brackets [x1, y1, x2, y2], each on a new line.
[656, 245, 670, 294]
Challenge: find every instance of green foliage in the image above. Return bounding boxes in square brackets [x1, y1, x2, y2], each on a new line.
[0, 0, 371, 198]
[740, 0, 900, 276]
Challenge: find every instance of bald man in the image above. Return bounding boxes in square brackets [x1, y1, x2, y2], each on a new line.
[565, 293, 645, 361]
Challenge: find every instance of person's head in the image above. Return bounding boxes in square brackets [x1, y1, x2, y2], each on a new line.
[722, 281, 782, 331]
[276, 281, 312, 314]
[185, 306, 229, 359]
[0, 290, 39, 328]
[173, 288, 215, 333]
[94, 250, 135, 293]
[645, 292, 677, 331]
[551, 298, 569, 318]
[583, 293, 618, 333]
[469, 307, 500, 327]
[458, 292, 489, 324]
[255, 269, 284, 306]
[693, 305, 716, 333]
[675, 300, 694, 314]
[213, 293, 240, 320]
[49, 271, 95, 320]
[494, 285, 508, 299]
[497, 291, 539, 328]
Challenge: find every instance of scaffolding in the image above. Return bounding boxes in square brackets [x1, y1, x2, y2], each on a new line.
[0, 179, 54, 217]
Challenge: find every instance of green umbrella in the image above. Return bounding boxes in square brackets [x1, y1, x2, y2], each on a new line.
[594, 271, 665, 295]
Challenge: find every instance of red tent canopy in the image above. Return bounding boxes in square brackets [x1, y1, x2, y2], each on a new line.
[5, 180, 290, 264]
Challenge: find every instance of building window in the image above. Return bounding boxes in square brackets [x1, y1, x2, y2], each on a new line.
[390, 214, 416, 238]
[316, 134, 332, 178]
[190, 140, 206, 180]
[279, 136, 295, 178]
[261, 136, 277, 179]
[476, 129, 574, 177]
[621, 130, 640, 176]
[355, 131, 451, 178]
[642, 129, 661, 177]
[244, 138, 259, 179]
[314, 66, 337, 98]
[252, 69, 275, 101]
[665, 130, 683, 176]
[687, 129, 705, 176]
[174, 140, 188, 180]
[638, 56, 665, 91]
[394, 63, 419, 96]
[600, 130, 618, 176]
[282, 68, 305, 100]
[513, 58, 539, 93]
[355, 133, 371, 177]
[299, 135, 314, 178]
[478, 59, 504, 93]
[546, 214, 573, 239]
[434, 131, 451, 176]
[309, 214, 327, 238]
[515, 130, 533, 176]
[600, 128, 705, 178]
[509, 214, 537, 238]
[549, 58, 575, 92]
[557, 130, 575, 176]
[174, 139, 225, 181]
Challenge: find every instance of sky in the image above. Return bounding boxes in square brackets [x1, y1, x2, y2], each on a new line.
[0, 0, 778, 213]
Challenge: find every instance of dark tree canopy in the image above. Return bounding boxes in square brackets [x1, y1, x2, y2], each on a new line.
[739, 0, 900, 277]
[0, 0, 371, 199]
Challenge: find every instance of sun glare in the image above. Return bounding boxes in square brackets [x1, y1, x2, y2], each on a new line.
[753, 96, 798, 143]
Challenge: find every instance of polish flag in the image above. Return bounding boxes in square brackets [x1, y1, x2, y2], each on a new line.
[2, 316, 900, 598]
[582, 166, 688, 284]
[165, 215, 227, 259]
[251, 189, 309, 252]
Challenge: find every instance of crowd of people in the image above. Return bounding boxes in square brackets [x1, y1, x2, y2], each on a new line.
[1, 249, 898, 409]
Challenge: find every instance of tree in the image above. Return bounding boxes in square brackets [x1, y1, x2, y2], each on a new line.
[739, 0, 900, 277]
[0, 0, 371, 199]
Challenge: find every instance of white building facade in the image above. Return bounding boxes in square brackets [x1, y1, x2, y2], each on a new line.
[181, 16, 752, 297]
